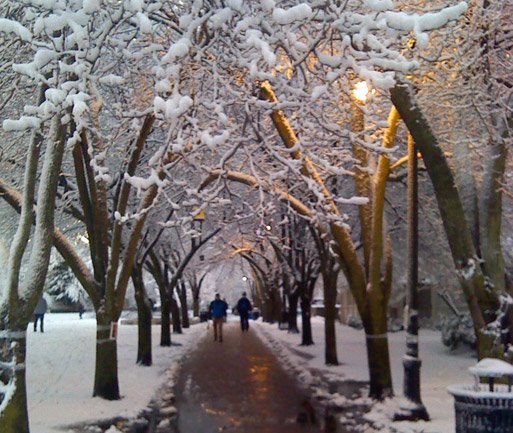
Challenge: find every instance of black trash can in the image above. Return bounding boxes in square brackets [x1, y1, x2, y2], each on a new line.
[448, 384, 513, 433]
[448, 358, 513, 433]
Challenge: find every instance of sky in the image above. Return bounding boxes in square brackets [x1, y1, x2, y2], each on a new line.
[25, 312, 477, 433]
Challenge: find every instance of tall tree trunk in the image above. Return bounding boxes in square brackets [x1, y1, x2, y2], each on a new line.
[193, 296, 200, 317]
[479, 138, 507, 293]
[0, 327, 29, 433]
[323, 268, 339, 365]
[271, 286, 282, 323]
[178, 281, 190, 328]
[288, 292, 300, 333]
[160, 297, 171, 346]
[300, 296, 314, 345]
[170, 294, 182, 334]
[93, 317, 120, 400]
[132, 266, 152, 366]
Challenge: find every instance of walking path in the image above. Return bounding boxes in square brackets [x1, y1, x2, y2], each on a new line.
[174, 322, 323, 433]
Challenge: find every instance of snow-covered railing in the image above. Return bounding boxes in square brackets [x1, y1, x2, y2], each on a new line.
[447, 358, 513, 433]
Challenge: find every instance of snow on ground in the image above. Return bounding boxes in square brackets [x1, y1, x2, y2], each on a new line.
[254, 316, 476, 433]
[26, 312, 203, 433]
[26, 312, 476, 433]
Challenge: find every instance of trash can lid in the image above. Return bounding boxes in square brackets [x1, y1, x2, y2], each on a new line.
[469, 358, 513, 378]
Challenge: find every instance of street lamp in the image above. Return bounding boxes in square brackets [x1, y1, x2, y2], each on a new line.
[352, 81, 369, 104]
[394, 135, 429, 421]
[351, 80, 369, 133]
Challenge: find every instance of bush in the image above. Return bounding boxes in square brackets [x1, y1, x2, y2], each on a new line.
[440, 313, 476, 350]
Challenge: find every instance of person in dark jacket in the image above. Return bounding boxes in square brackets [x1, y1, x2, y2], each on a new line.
[33, 296, 48, 332]
[236, 292, 253, 332]
[209, 293, 228, 342]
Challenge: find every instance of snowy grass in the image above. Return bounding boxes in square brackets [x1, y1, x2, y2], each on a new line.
[254, 316, 476, 433]
[26, 313, 204, 433]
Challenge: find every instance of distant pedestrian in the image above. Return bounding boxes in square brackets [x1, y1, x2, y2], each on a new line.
[33, 296, 48, 332]
[78, 302, 84, 319]
[236, 292, 252, 332]
[209, 293, 228, 342]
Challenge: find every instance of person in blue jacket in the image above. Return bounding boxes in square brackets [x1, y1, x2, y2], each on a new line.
[236, 292, 253, 332]
[209, 293, 228, 342]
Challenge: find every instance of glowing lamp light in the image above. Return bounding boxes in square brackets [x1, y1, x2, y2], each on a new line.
[265, 225, 272, 231]
[242, 276, 248, 282]
[353, 81, 369, 104]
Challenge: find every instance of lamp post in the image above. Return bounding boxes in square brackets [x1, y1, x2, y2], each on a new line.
[394, 135, 429, 421]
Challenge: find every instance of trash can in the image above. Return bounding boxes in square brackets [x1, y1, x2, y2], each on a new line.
[448, 358, 513, 433]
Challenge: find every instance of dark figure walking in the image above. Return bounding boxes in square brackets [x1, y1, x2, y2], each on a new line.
[34, 296, 48, 332]
[209, 293, 228, 342]
[236, 292, 252, 332]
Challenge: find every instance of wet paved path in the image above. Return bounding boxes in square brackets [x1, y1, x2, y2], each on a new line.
[175, 323, 323, 433]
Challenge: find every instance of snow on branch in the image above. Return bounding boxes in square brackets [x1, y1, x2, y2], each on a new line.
[0, 18, 31, 41]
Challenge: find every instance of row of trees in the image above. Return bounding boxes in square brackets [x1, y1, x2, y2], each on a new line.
[1, 0, 511, 432]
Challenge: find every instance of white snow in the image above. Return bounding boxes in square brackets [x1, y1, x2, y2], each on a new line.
[153, 94, 193, 122]
[0, 18, 32, 41]
[384, 2, 468, 35]
[3, 116, 42, 131]
[21, 312, 495, 433]
[161, 38, 191, 64]
[26, 313, 203, 433]
[272, 4, 313, 25]
[253, 317, 477, 433]
[469, 357, 513, 378]
[99, 74, 125, 86]
[83, 0, 101, 14]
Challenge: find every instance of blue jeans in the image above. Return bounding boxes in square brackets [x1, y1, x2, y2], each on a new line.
[34, 314, 44, 332]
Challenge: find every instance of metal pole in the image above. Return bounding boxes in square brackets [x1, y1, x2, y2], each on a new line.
[395, 135, 429, 421]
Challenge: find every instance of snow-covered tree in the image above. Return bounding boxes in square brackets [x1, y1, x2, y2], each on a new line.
[390, 0, 513, 359]
[0, 0, 168, 429]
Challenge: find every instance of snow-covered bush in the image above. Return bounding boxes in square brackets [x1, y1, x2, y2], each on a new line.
[440, 313, 476, 350]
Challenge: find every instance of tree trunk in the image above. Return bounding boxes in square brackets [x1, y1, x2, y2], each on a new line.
[160, 297, 171, 346]
[288, 292, 300, 333]
[272, 287, 282, 323]
[170, 295, 182, 334]
[93, 320, 120, 400]
[193, 295, 200, 317]
[323, 269, 339, 365]
[0, 329, 29, 433]
[178, 281, 190, 328]
[132, 267, 152, 366]
[479, 139, 507, 293]
[300, 296, 314, 345]
[365, 331, 393, 399]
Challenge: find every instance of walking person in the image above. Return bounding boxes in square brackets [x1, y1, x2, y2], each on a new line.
[209, 293, 228, 342]
[236, 292, 252, 332]
[33, 296, 48, 332]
